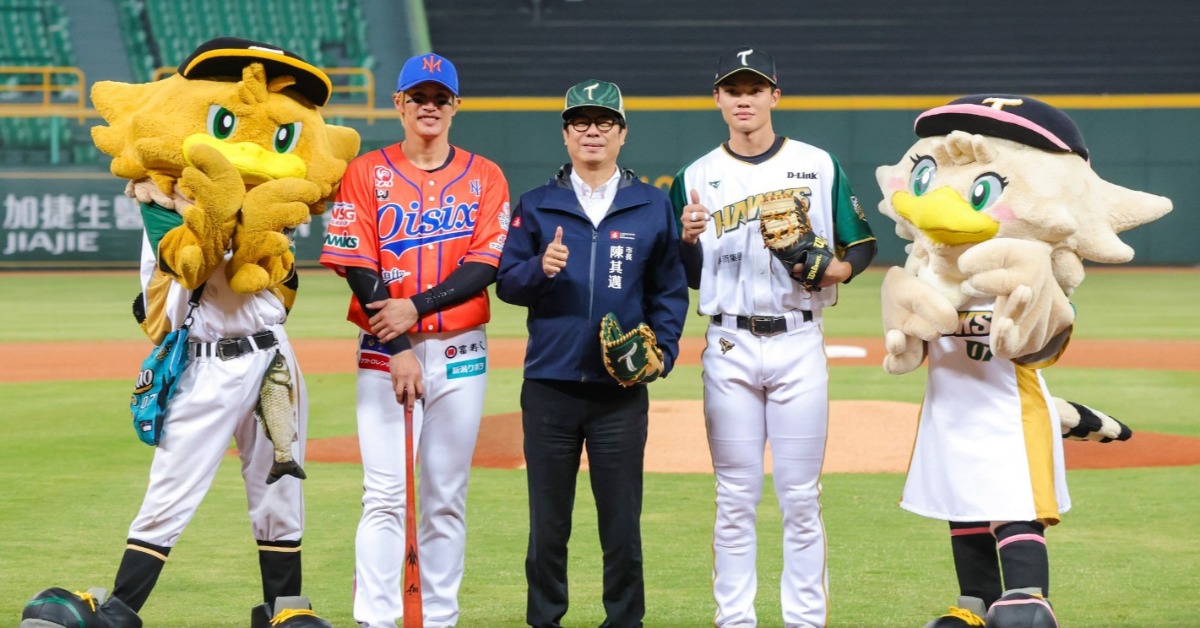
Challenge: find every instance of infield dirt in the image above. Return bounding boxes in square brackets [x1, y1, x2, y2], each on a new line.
[7, 336, 1198, 472]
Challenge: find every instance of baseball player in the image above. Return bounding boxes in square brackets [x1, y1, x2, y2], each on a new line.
[318, 52, 510, 628]
[495, 79, 688, 628]
[671, 48, 876, 627]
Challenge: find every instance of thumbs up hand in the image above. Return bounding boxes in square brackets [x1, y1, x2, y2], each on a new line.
[681, 189, 711, 244]
[543, 226, 569, 277]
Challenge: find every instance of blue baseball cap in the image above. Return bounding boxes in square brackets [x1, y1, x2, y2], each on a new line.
[396, 53, 459, 95]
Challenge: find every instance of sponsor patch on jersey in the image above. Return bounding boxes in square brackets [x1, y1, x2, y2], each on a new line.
[381, 268, 410, 283]
[787, 171, 819, 180]
[489, 242, 504, 252]
[709, 180, 721, 189]
[511, 215, 522, 228]
[358, 336, 392, 371]
[498, 203, 511, 231]
[609, 230, 636, 240]
[324, 233, 359, 249]
[328, 203, 356, 228]
[446, 357, 487, 379]
[376, 188, 390, 200]
[851, 195, 867, 221]
[373, 165, 394, 188]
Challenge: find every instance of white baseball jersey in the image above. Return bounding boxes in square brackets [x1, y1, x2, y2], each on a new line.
[901, 299, 1071, 524]
[671, 137, 875, 628]
[129, 242, 305, 548]
[671, 138, 875, 316]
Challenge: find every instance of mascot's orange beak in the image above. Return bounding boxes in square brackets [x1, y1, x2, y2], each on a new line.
[892, 186, 999, 246]
[183, 134, 307, 185]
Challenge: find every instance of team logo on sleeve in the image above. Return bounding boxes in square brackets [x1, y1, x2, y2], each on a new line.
[373, 166, 394, 188]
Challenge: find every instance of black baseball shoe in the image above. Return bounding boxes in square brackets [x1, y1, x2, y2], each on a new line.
[924, 595, 987, 627]
[250, 596, 333, 628]
[985, 588, 1059, 628]
[21, 587, 141, 628]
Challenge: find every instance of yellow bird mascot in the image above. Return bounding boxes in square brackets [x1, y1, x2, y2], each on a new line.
[876, 95, 1170, 628]
[20, 37, 359, 628]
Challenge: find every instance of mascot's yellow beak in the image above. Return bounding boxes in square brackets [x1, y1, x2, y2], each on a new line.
[892, 187, 999, 246]
[182, 134, 307, 185]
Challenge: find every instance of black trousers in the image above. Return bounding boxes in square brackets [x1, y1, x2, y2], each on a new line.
[522, 378, 648, 628]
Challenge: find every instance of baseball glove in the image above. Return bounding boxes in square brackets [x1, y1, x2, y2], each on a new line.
[758, 192, 836, 290]
[600, 312, 664, 387]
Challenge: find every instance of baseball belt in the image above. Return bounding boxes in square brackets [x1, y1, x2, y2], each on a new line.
[191, 330, 278, 360]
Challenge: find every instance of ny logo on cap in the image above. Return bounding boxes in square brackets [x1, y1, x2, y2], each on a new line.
[737, 49, 754, 66]
[423, 55, 442, 73]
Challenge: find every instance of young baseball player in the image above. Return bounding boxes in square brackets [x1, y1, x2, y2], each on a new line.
[318, 53, 510, 628]
[671, 48, 877, 627]
[495, 79, 689, 628]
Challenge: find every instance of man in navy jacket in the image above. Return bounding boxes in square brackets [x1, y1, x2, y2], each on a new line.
[496, 79, 688, 628]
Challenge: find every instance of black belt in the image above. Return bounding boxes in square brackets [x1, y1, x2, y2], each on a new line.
[711, 312, 812, 337]
[192, 330, 278, 360]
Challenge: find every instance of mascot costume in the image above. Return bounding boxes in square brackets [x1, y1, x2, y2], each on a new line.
[20, 37, 360, 628]
[876, 95, 1171, 627]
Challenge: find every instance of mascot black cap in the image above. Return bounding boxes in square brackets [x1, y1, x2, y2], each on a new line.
[915, 94, 1089, 161]
[177, 36, 332, 106]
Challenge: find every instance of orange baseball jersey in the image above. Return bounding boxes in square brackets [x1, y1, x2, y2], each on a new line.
[319, 143, 510, 333]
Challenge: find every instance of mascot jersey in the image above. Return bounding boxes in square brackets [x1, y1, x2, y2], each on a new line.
[319, 143, 509, 335]
[900, 297, 1071, 524]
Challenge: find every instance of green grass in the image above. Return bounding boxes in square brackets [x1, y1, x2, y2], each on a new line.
[1, 268, 1198, 626]
[2, 267, 1198, 341]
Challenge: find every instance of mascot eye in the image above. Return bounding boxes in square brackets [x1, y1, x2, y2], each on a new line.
[206, 105, 237, 139]
[969, 173, 1007, 211]
[908, 156, 937, 196]
[273, 122, 303, 153]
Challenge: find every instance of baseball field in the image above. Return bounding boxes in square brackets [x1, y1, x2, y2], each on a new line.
[1, 267, 1197, 627]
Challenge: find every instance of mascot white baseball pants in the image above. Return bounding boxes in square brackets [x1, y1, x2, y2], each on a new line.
[353, 327, 487, 628]
[128, 326, 306, 546]
[703, 318, 830, 627]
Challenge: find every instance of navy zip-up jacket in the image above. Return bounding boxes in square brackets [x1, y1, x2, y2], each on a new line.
[496, 165, 689, 384]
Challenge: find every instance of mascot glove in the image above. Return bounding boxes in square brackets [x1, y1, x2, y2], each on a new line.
[959, 239, 1075, 360]
[880, 266, 958, 374]
[227, 177, 322, 294]
[158, 144, 245, 288]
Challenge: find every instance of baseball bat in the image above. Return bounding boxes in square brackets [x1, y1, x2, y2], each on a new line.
[402, 403, 423, 628]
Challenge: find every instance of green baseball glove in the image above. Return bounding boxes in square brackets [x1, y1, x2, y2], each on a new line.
[599, 312, 664, 387]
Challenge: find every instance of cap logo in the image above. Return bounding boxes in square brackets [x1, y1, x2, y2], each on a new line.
[422, 55, 442, 73]
[583, 83, 599, 100]
[737, 49, 754, 66]
[982, 97, 1024, 110]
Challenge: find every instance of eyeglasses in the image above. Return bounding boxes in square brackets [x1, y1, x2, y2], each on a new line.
[566, 117, 621, 132]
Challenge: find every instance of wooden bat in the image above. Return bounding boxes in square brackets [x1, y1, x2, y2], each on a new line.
[402, 403, 423, 628]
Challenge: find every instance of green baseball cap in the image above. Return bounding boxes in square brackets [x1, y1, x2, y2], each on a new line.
[562, 80, 625, 122]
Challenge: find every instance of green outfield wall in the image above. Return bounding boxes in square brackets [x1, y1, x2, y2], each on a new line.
[2, 106, 1196, 268]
